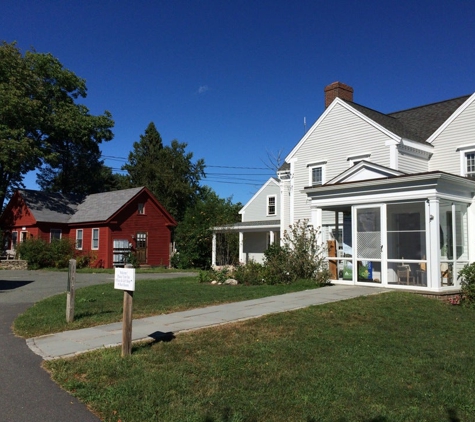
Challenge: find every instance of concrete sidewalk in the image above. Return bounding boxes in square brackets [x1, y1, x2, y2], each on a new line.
[27, 285, 390, 360]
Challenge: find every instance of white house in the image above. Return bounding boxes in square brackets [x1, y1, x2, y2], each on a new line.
[212, 82, 475, 292]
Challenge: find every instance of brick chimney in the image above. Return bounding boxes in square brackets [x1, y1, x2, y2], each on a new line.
[324, 82, 354, 108]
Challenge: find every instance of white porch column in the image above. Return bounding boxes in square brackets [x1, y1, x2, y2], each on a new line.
[427, 198, 440, 290]
[469, 197, 475, 263]
[311, 206, 323, 244]
[239, 232, 244, 264]
[211, 233, 217, 267]
[269, 230, 275, 245]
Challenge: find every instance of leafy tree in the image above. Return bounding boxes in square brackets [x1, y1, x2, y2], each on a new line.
[0, 41, 114, 207]
[173, 187, 241, 269]
[122, 122, 205, 221]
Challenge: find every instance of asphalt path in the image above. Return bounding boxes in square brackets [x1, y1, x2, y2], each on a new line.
[0, 270, 195, 422]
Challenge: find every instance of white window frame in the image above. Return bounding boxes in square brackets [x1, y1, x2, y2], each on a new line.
[457, 144, 475, 178]
[76, 229, 83, 250]
[307, 161, 326, 187]
[50, 229, 62, 242]
[309, 166, 324, 186]
[267, 195, 276, 216]
[138, 203, 145, 215]
[91, 228, 99, 250]
[465, 151, 475, 179]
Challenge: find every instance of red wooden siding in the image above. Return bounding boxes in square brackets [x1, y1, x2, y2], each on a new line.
[1, 188, 175, 269]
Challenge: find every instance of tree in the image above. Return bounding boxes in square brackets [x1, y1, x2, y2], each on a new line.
[122, 122, 205, 221]
[0, 41, 114, 207]
[173, 187, 241, 269]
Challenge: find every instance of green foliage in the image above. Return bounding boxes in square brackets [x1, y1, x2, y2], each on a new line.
[458, 262, 475, 306]
[281, 219, 330, 282]
[198, 221, 330, 285]
[198, 266, 233, 283]
[122, 122, 205, 222]
[233, 261, 266, 285]
[16, 237, 86, 269]
[0, 41, 114, 207]
[174, 187, 241, 269]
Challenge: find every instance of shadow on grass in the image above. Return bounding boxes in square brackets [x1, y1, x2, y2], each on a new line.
[148, 331, 176, 343]
[0, 280, 34, 291]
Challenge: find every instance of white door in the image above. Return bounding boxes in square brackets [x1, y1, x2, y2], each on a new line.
[354, 205, 385, 284]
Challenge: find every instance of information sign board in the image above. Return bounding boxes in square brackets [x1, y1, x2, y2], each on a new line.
[114, 268, 136, 291]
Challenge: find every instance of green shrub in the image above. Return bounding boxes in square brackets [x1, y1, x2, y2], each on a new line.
[17, 238, 52, 269]
[233, 261, 265, 285]
[198, 266, 233, 283]
[458, 262, 475, 306]
[17, 237, 77, 269]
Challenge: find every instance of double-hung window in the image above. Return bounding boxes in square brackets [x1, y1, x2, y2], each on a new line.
[311, 167, 323, 185]
[92, 228, 99, 250]
[76, 229, 83, 250]
[267, 195, 276, 216]
[466, 152, 475, 179]
[307, 161, 326, 187]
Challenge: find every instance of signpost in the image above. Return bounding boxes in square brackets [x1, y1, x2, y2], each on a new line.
[114, 266, 136, 357]
[66, 259, 76, 323]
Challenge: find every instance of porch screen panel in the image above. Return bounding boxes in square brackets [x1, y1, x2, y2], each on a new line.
[356, 208, 381, 260]
[386, 202, 426, 260]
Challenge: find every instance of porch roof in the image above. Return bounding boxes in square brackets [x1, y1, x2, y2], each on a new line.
[213, 219, 280, 233]
[304, 171, 475, 207]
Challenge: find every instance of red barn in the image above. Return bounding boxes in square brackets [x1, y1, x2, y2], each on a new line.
[0, 187, 177, 268]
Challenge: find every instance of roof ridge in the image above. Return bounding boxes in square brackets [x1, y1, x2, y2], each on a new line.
[387, 94, 471, 115]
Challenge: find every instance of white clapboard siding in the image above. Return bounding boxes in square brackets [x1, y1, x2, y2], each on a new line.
[291, 103, 393, 222]
[429, 99, 475, 175]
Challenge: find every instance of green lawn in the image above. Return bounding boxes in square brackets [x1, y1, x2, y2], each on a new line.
[14, 277, 320, 337]
[43, 292, 475, 422]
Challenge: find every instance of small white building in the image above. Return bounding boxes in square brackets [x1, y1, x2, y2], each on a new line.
[213, 82, 475, 292]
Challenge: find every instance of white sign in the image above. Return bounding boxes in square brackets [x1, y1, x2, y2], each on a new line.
[114, 268, 136, 291]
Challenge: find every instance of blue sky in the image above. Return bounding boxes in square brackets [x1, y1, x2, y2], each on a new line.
[2, 1, 475, 205]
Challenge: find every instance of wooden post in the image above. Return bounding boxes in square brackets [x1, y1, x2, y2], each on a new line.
[122, 290, 134, 356]
[66, 259, 76, 323]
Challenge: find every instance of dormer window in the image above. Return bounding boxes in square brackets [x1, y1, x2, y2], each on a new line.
[267, 195, 276, 216]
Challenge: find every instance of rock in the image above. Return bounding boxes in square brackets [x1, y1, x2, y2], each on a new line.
[211, 280, 218, 285]
[224, 278, 238, 286]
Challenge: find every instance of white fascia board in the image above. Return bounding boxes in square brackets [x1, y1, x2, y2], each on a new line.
[328, 161, 403, 184]
[238, 177, 279, 215]
[427, 92, 475, 144]
[399, 138, 434, 154]
[285, 98, 401, 162]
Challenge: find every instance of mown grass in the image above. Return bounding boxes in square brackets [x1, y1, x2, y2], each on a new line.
[44, 292, 475, 422]
[13, 277, 320, 337]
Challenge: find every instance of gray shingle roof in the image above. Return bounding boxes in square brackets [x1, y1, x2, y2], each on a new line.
[68, 187, 144, 223]
[19, 190, 81, 223]
[344, 95, 470, 143]
[19, 187, 145, 224]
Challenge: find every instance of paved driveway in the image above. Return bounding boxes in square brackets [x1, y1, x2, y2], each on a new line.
[0, 270, 195, 422]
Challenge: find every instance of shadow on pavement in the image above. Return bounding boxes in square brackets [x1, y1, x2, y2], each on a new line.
[0, 280, 34, 291]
